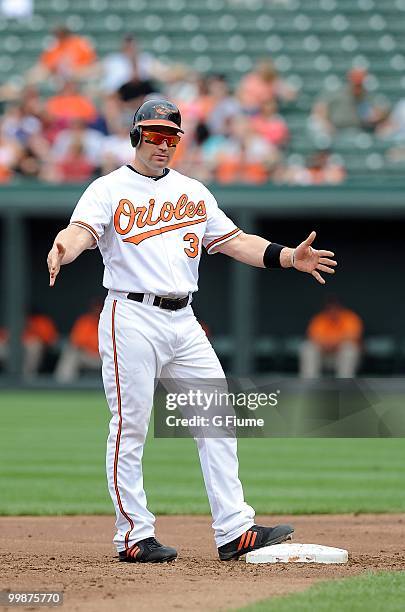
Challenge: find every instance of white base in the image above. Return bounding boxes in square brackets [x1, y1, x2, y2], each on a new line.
[246, 543, 348, 564]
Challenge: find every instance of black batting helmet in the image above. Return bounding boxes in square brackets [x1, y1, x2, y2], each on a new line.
[130, 99, 184, 147]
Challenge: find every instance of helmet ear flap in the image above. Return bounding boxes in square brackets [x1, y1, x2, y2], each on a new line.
[130, 125, 141, 148]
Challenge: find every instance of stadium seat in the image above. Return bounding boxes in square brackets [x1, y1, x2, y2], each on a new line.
[254, 337, 281, 373]
[361, 336, 398, 374]
[280, 336, 304, 373]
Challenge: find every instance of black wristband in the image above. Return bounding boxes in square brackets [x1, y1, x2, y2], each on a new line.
[263, 243, 285, 268]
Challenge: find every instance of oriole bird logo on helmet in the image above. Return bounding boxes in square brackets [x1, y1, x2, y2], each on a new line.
[130, 99, 184, 148]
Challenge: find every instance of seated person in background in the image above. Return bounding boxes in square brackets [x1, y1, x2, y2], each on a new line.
[100, 119, 134, 174]
[22, 312, 59, 377]
[310, 68, 389, 140]
[54, 140, 95, 183]
[251, 99, 290, 148]
[55, 301, 102, 382]
[51, 118, 105, 168]
[0, 128, 21, 182]
[43, 137, 95, 183]
[204, 115, 281, 184]
[102, 70, 157, 130]
[204, 74, 242, 135]
[45, 80, 98, 126]
[171, 121, 213, 182]
[378, 98, 405, 163]
[28, 25, 97, 84]
[1, 91, 50, 179]
[299, 297, 363, 378]
[117, 68, 156, 109]
[100, 35, 167, 95]
[378, 98, 405, 142]
[274, 149, 346, 185]
[302, 149, 345, 184]
[237, 58, 297, 114]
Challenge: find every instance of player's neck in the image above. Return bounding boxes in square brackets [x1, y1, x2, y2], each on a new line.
[131, 157, 165, 178]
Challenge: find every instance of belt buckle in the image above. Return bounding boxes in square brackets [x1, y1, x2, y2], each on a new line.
[156, 295, 187, 310]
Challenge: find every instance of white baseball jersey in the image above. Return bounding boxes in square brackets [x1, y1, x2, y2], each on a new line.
[70, 165, 241, 296]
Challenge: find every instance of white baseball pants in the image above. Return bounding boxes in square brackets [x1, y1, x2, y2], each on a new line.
[98, 291, 255, 552]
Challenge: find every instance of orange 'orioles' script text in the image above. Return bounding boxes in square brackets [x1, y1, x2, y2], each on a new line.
[114, 194, 207, 245]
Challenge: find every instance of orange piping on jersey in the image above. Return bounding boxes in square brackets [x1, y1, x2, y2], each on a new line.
[123, 216, 207, 245]
[206, 228, 241, 252]
[70, 220, 99, 241]
[111, 299, 135, 550]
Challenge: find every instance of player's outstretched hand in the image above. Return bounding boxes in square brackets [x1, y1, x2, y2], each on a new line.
[293, 231, 336, 284]
[47, 242, 66, 287]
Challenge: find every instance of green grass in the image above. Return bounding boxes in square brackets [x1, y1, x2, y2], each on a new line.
[0, 391, 404, 515]
[237, 571, 405, 612]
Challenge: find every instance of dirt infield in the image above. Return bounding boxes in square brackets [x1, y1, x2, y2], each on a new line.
[1, 514, 404, 611]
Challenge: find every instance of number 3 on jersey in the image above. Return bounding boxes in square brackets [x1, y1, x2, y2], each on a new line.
[183, 232, 199, 258]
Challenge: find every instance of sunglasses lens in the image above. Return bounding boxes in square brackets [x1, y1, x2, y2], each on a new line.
[168, 135, 180, 146]
[143, 132, 180, 146]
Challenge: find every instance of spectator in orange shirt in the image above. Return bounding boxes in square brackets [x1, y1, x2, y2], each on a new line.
[55, 301, 102, 382]
[299, 298, 363, 378]
[22, 312, 58, 377]
[28, 25, 97, 83]
[212, 116, 280, 184]
[45, 80, 98, 125]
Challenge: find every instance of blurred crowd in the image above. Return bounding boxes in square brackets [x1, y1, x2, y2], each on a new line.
[1, 25, 402, 186]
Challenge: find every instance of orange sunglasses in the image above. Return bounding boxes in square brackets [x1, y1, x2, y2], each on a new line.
[142, 130, 181, 147]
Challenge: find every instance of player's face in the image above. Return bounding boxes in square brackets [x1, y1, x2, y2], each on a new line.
[136, 127, 180, 175]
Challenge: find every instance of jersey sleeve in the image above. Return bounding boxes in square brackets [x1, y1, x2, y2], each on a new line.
[70, 178, 112, 248]
[202, 188, 242, 255]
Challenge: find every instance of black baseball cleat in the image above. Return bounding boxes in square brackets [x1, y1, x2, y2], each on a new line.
[119, 537, 177, 563]
[218, 524, 294, 561]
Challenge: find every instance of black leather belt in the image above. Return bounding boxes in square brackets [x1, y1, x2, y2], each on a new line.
[127, 292, 189, 311]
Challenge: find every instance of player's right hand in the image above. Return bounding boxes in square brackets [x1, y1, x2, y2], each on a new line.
[47, 242, 66, 287]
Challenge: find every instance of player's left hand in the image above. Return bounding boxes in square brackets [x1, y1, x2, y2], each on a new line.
[293, 231, 336, 284]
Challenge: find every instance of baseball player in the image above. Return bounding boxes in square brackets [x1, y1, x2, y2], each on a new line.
[47, 99, 337, 563]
